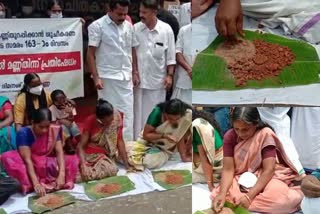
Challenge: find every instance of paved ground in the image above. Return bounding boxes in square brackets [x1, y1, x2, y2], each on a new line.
[50, 186, 192, 214]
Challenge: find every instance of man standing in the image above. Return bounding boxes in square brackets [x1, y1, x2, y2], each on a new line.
[134, 0, 176, 139]
[87, 0, 139, 141]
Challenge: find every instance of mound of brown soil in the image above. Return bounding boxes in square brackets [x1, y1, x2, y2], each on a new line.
[165, 173, 184, 185]
[215, 39, 295, 86]
[36, 194, 64, 208]
[95, 183, 121, 194]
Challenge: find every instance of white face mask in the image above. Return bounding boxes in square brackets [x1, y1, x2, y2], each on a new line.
[29, 85, 43, 96]
[50, 13, 63, 18]
[0, 11, 5, 19]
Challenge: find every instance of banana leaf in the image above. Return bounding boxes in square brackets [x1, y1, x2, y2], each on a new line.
[193, 201, 250, 214]
[152, 170, 192, 190]
[84, 175, 135, 200]
[193, 30, 320, 90]
[0, 209, 6, 214]
[28, 192, 76, 214]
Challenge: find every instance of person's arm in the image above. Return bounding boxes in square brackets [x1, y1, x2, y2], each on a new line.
[218, 157, 235, 195]
[177, 53, 192, 76]
[14, 94, 26, 132]
[87, 23, 103, 89]
[78, 131, 90, 165]
[0, 103, 14, 129]
[117, 137, 130, 169]
[19, 146, 45, 196]
[247, 157, 275, 199]
[142, 125, 164, 141]
[54, 138, 66, 189]
[176, 27, 192, 76]
[132, 47, 140, 87]
[164, 27, 177, 90]
[198, 145, 214, 190]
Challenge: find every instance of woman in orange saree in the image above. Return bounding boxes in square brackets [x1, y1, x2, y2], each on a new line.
[78, 99, 131, 182]
[211, 107, 303, 214]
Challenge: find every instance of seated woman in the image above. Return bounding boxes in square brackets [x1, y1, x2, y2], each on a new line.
[78, 99, 131, 182]
[211, 107, 303, 214]
[14, 73, 52, 132]
[127, 99, 192, 170]
[0, 96, 16, 155]
[1, 108, 79, 196]
[192, 109, 223, 191]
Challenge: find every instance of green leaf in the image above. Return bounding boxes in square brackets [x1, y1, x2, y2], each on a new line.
[152, 170, 192, 190]
[28, 192, 76, 214]
[193, 201, 250, 214]
[193, 30, 320, 90]
[84, 175, 136, 201]
[0, 209, 7, 214]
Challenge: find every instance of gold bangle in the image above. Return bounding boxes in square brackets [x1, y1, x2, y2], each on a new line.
[244, 194, 252, 204]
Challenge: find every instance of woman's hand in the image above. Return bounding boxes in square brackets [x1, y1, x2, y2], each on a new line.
[234, 195, 251, 209]
[212, 193, 226, 213]
[215, 0, 244, 40]
[56, 173, 65, 190]
[34, 183, 46, 197]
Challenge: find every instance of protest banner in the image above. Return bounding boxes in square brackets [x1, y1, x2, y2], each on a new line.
[0, 18, 83, 102]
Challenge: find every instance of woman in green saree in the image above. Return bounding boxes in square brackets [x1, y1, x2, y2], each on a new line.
[192, 109, 223, 191]
[127, 99, 192, 170]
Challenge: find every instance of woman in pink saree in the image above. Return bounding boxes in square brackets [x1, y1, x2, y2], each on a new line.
[211, 107, 303, 214]
[1, 108, 79, 196]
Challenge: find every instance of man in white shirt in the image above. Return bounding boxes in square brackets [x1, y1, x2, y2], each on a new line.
[87, 0, 139, 142]
[133, 0, 176, 139]
[179, 1, 191, 28]
[171, 23, 192, 105]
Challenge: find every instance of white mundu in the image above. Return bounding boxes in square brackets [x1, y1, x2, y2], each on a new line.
[171, 24, 193, 105]
[133, 19, 176, 140]
[291, 107, 320, 170]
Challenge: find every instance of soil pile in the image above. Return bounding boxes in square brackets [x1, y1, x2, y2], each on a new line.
[215, 39, 295, 86]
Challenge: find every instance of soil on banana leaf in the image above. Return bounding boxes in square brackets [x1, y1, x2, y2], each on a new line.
[215, 39, 295, 87]
[95, 183, 121, 194]
[34, 194, 64, 208]
[156, 172, 185, 185]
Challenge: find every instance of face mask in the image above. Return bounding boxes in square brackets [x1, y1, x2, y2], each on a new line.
[50, 13, 63, 18]
[0, 11, 5, 19]
[29, 85, 43, 96]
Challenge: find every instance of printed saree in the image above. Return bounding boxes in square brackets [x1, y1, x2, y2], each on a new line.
[80, 111, 123, 181]
[126, 109, 192, 170]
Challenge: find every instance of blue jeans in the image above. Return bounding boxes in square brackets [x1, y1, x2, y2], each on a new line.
[203, 107, 231, 136]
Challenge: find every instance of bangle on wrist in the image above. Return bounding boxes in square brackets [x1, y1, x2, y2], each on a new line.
[167, 73, 174, 77]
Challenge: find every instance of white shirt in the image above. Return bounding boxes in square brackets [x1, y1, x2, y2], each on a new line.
[88, 15, 139, 81]
[176, 24, 193, 89]
[134, 19, 176, 89]
[179, 3, 191, 28]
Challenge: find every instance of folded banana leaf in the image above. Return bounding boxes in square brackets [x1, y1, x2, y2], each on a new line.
[152, 170, 192, 190]
[193, 201, 250, 214]
[0, 209, 6, 214]
[84, 175, 135, 200]
[28, 192, 76, 214]
[193, 30, 320, 90]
